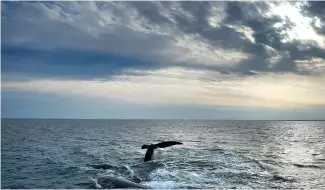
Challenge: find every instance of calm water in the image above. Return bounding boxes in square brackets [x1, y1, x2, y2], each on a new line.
[1, 119, 325, 189]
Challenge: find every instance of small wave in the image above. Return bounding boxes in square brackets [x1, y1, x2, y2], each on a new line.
[130, 161, 167, 181]
[213, 170, 261, 181]
[147, 166, 214, 189]
[131, 161, 166, 170]
[89, 177, 102, 189]
[209, 147, 226, 152]
[184, 160, 216, 168]
[200, 147, 226, 154]
[189, 140, 202, 142]
[251, 160, 279, 172]
[213, 140, 228, 144]
[79, 166, 97, 171]
[271, 174, 295, 182]
[149, 168, 178, 181]
[72, 147, 99, 159]
[293, 163, 323, 169]
[54, 166, 80, 177]
[123, 164, 135, 176]
[143, 180, 178, 189]
[88, 163, 118, 170]
[2, 184, 27, 189]
[87, 162, 146, 183]
[42, 157, 64, 165]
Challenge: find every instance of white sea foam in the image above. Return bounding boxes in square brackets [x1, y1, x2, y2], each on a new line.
[89, 177, 101, 189]
[143, 180, 179, 189]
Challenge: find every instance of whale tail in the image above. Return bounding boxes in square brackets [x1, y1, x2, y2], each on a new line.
[142, 141, 183, 162]
[141, 144, 150, 149]
[141, 141, 183, 149]
[155, 141, 183, 148]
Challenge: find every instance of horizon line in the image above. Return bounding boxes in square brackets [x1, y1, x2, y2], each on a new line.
[2, 117, 325, 121]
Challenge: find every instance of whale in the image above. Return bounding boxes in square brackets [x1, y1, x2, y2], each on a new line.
[141, 141, 183, 162]
[89, 141, 183, 188]
[97, 176, 151, 189]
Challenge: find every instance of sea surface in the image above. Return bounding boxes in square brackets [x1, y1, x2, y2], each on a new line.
[1, 119, 325, 189]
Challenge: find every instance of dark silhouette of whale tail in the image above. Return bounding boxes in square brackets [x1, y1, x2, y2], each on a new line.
[142, 141, 183, 162]
[141, 144, 150, 149]
[142, 141, 183, 149]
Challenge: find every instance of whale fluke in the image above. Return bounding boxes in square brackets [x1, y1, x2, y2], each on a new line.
[141, 144, 150, 149]
[141, 141, 183, 162]
[141, 141, 182, 149]
[155, 141, 183, 148]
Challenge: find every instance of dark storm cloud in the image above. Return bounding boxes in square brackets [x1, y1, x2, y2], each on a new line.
[225, 1, 294, 45]
[1, 2, 175, 80]
[127, 2, 273, 74]
[2, 1, 325, 81]
[226, 1, 325, 63]
[127, 1, 310, 75]
[301, 1, 325, 35]
[172, 1, 252, 51]
[223, 1, 324, 72]
[283, 41, 325, 61]
[130, 2, 243, 49]
[1, 45, 160, 80]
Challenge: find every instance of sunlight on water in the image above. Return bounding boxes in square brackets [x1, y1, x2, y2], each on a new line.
[2, 119, 325, 189]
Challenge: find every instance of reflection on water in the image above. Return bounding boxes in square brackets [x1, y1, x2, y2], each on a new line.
[1, 119, 325, 189]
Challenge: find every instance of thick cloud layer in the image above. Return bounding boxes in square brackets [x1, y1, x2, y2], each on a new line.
[2, 1, 325, 112]
[2, 1, 325, 80]
[302, 1, 325, 35]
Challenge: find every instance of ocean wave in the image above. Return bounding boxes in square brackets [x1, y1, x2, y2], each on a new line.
[143, 180, 179, 189]
[293, 163, 323, 169]
[88, 163, 118, 170]
[89, 176, 102, 189]
[271, 174, 295, 182]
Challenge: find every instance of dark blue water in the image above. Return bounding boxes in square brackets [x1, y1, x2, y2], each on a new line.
[1, 119, 325, 189]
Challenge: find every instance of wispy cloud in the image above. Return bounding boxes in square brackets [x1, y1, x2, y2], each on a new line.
[3, 68, 325, 109]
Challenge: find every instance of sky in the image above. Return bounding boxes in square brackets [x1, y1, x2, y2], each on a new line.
[1, 1, 325, 119]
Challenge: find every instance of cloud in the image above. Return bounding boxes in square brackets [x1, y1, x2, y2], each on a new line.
[2, 45, 160, 80]
[223, 2, 325, 73]
[2, 1, 325, 112]
[3, 1, 325, 80]
[301, 1, 325, 36]
[3, 68, 325, 109]
[2, 1, 251, 80]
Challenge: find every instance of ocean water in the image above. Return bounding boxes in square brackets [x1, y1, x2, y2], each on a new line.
[1, 119, 325, 189]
